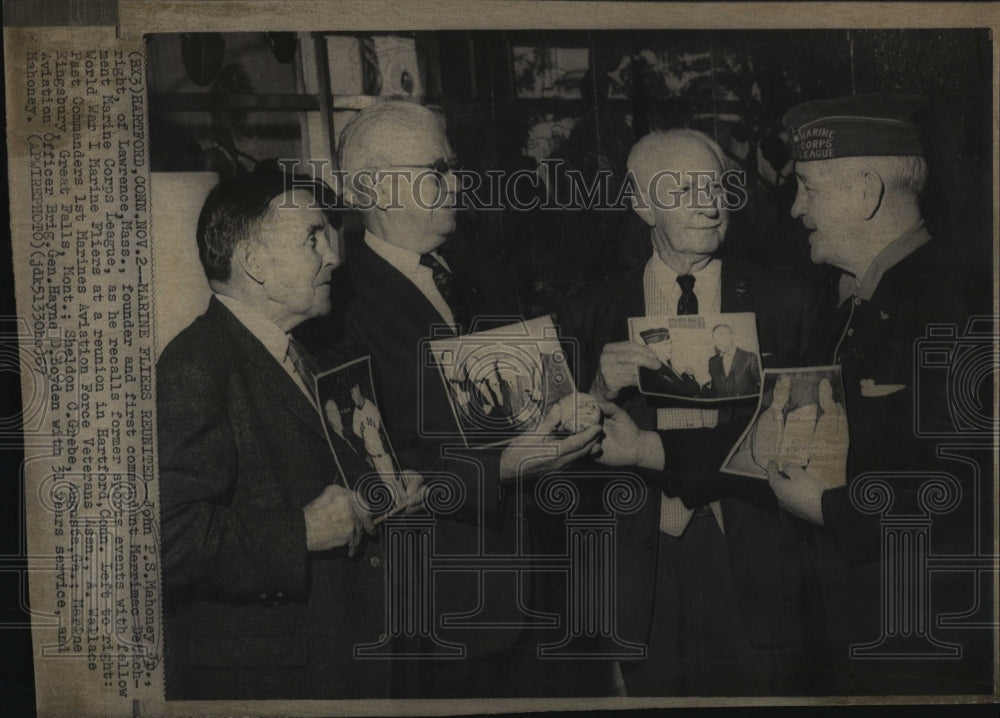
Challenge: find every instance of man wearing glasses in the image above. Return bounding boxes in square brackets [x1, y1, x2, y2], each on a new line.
[307, 100, 604, 698]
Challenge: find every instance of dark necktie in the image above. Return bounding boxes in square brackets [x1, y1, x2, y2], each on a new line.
[286, 335, 319, 403]
[676, 274, 698, 315]
[420, 253, 471, 334]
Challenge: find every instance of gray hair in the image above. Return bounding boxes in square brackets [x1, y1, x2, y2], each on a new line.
[337, 100, 442, 175]
[627, 128, 729, 180]
[872, 155, 928, 196]
[813, 154, 928, 197]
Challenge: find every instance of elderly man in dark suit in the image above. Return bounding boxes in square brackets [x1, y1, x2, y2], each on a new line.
[773, 93, 993, 694]
[706, 323, 761, 398]
[308, 100, 603, 698]
[559, 128, 818, 695]
[158, 168, 403, 700]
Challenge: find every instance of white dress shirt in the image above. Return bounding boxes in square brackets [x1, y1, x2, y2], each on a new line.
[215, 293, 316, 403]
[644, 250, 722, 318]
[365, 230, 457, 330]
[641, 252, 724, 535]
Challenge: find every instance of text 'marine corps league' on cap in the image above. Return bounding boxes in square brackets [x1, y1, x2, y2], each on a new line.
[782, 93, 928, 161]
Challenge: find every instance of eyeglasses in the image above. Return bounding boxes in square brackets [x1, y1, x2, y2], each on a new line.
[369, 158, 463, 177]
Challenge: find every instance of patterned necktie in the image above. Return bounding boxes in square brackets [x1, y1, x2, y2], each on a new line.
[286, 335, 319, 403]
[676, 274, 698, 315]
[420, 253, 471, 334]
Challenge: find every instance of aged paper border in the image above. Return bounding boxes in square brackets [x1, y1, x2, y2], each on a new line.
[6, 1, 999, 715]
[118, 2, 1000, 710]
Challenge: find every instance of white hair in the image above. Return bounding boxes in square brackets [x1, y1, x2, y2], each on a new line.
[337, 100, 442, 175]
[626, 128, 729, 180]
[873, 155, 928, 196]
[812, 155, 928, 197]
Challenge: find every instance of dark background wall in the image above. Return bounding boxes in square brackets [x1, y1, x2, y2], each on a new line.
[429, 29, 993, 312]
[147, 28, 994, 314]
[3, 25, 994, 717]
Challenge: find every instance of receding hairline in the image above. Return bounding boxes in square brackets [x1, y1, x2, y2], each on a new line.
[247, 188, 328, 242]
[627, 129, 726, 181]
[338, 101, 445, 173]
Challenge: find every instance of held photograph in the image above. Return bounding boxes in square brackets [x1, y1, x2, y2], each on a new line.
[721, 366, 848, 481]
[316, 355, 406, 500]
[628, 312, 761, 402]
[426, 315, 576, 446]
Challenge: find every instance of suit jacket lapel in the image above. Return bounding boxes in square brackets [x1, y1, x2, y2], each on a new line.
[436, 248, 485, 317]
[629, 264, 660, 429]
[849, 256, 915, 361]
[730, 348, 746, 377]
[720, 259, 756, 314]
[623, 265, 647, 337]
[208, 298, 328, 441]
[352, 240, 456, 334]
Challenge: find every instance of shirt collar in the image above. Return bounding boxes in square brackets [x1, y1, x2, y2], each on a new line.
[838, 219, 931, 304]
[365, 230, 423, 274]
[647, 250, 721, 284]
[215, 293, 290, 365]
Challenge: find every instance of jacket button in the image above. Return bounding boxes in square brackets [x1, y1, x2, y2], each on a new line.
[369, 555, 382, 568]
[645, 536, 657, 550]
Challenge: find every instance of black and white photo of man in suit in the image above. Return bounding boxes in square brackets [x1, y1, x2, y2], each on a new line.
[705, 323, 761, 398]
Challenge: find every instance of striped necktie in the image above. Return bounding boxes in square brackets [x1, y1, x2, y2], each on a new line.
[286, 335, 319, 404]
[419, 253, 471, 334]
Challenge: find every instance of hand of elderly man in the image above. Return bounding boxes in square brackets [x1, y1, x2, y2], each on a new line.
[767, 460, 826, 526]
[498, 402, 602, 480]
[591, 341, 661, 400]
[594, 400, 665, 470]
[304, 483, 369, 555]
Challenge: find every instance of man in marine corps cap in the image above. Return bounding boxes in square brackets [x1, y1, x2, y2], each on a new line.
[559, 129, 817, 696]
[774, 93, 993, 693]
